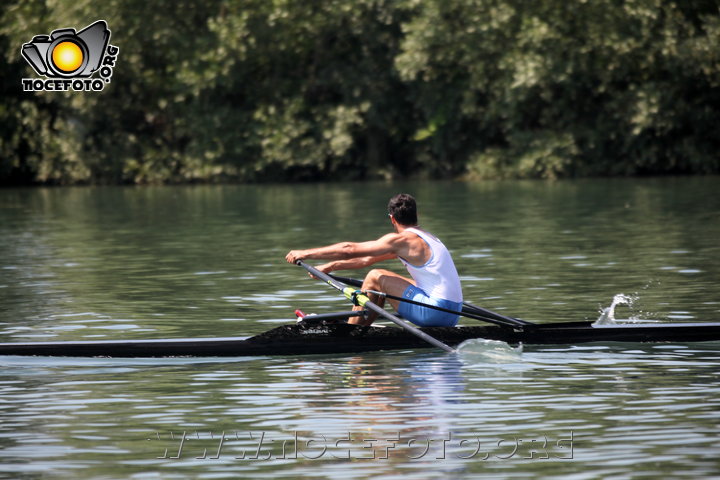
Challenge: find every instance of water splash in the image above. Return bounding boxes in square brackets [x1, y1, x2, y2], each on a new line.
[456, 338, 523, 363]
[593, 293, 639, 326]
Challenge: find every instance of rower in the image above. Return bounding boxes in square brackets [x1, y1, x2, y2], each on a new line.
[285, 193, 463, 327]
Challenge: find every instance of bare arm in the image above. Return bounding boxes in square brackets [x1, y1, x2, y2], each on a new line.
[315, 252, 397, 273]
[285, 234, 404, 265]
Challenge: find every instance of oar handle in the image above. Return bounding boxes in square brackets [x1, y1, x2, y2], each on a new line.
[296, 261, 456, 353]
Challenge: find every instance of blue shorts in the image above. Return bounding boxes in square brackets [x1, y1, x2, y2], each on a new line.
[397, 285, 462, 327]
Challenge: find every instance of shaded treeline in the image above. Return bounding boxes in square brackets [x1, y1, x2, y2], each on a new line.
[1, 0, 718, 185]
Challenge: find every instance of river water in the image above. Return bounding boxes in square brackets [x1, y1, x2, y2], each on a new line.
[1, 178, 719, 479]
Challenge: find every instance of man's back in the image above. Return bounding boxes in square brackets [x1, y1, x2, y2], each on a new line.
[397, 227, 463, 303]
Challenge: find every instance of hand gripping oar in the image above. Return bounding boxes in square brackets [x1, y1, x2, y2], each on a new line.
[329, 274, 533, 330]
[296, 261, 457, 354]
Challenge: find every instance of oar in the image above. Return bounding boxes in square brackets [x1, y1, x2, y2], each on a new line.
[329, 273, 533, 330]
[353, 287, 523, 329]
[296, 261, 457, 354]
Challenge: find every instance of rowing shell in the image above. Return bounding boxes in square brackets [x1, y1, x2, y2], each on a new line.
[1, 319, 719, 358]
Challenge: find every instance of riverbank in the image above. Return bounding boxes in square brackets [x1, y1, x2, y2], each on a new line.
[3, 1, 719, 186]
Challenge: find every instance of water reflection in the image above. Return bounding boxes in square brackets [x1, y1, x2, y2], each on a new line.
[0, 341, 719, 478]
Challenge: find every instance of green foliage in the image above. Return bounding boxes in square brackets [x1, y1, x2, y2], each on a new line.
[1, 0, 718, 184]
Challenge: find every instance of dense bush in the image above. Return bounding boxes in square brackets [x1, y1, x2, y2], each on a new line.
[1, 0, 718, 184]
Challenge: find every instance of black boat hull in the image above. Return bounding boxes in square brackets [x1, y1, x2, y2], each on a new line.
[1, 321, 719, 357]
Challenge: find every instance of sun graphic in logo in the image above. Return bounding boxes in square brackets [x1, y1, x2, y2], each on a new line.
[51, 41, 84, 73]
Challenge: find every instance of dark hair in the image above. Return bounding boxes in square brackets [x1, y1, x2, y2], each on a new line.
[388, 193, 418, 226]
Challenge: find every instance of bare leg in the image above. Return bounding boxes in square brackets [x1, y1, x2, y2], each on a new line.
[348, 269, 414, 326]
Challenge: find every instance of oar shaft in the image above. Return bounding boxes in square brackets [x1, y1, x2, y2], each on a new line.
[361, 288, 520, 329]
[297, 261, 456, 353]
[362, 301, 456, 353]
[460, 303, 533, 327]
[329, 273, 532, 329]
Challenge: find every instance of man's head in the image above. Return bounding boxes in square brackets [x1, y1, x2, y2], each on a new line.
[387, 193, 418, 226]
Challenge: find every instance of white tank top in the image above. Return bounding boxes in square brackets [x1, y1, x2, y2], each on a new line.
[398, 227, 463, 302]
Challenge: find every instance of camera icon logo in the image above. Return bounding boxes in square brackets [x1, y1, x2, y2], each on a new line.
[22, 20, 110, 77]
[21, 20, 119, 92]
